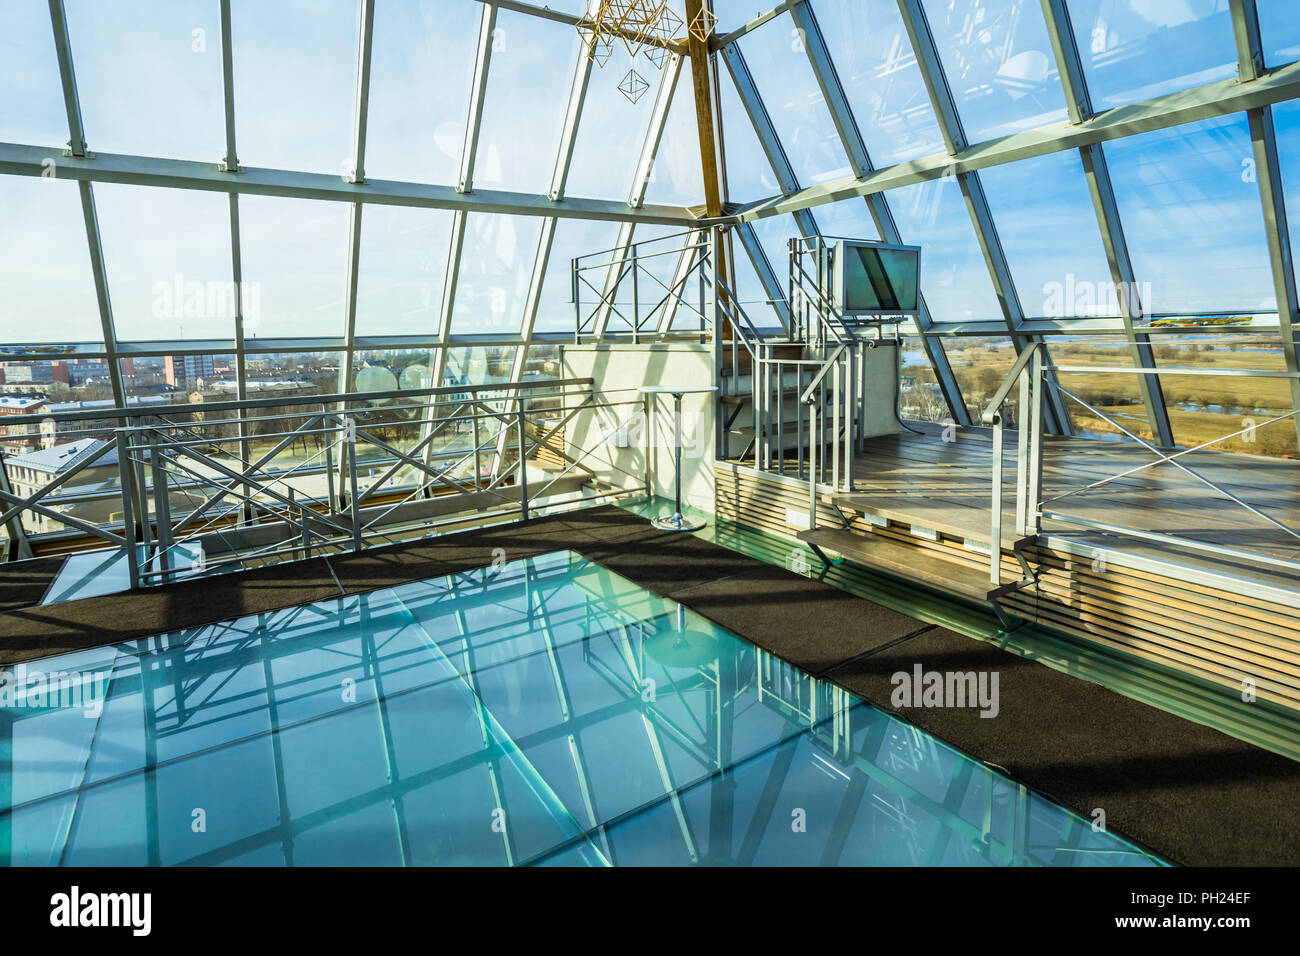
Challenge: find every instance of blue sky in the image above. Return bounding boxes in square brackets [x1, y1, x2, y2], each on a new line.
[2, 0, 1300, 348]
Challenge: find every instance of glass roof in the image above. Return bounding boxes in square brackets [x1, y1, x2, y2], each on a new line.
[1, 0, 1299, 455]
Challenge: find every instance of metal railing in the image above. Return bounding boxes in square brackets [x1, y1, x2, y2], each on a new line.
[0, 377, 648, 590]
[982, 344, 1300, 586]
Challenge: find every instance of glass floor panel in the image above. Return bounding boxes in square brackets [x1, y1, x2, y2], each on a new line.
[40, 543, 233, 606]
[0, 550, 1162, 866]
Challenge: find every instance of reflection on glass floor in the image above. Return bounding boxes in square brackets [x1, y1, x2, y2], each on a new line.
[0, 550, 1162, 866]
[40, 542, 222, 606]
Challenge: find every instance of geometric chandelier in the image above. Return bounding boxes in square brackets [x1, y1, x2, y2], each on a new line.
[579, 1, 717, 103]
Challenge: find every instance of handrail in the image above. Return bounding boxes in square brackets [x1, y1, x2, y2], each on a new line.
[0, 376, 593, 428]
[981, 342, 1042, 425]
[800, 343, 848, 405]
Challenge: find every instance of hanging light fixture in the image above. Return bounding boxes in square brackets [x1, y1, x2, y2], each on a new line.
[579, 1, 712, 104]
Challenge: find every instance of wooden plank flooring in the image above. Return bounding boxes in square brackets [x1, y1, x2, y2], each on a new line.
[835, 422, 1300, 576]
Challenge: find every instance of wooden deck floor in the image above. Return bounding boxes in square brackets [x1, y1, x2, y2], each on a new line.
[841, 421, 1300, 585]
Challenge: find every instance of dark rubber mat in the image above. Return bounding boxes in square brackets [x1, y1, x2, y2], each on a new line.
[0, 555, 65, 613]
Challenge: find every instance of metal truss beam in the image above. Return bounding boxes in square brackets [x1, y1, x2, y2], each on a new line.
[895, 0, 1068, 433]
[719, 43, 817, 240]
[459, 4, 497, 195]
[340, 0, 376, 393]
[219, 0, 238, 171]
[731, 57, 1300, 223]
[791, 0, 966, 424]
[0, 142, 696, 226]
[1233, 1, 1300, 448]
[1039, 0, 1174, 446]
[47, 0, 126, 407]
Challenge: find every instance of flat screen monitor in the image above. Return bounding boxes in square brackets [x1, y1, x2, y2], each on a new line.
[833, 240, 920, 317]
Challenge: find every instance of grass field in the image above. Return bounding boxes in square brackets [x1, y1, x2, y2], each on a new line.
[905, 336, 1299, 457]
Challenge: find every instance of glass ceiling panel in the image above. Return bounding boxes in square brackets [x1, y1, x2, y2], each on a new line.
[719, 66, 781, 201]
[95, 184, 234, 343]
[643, 71, 705, 208]
[731, 240, 783, 330]
[231, 0, 360, 176]
[450, 213, 543, 336]
[237, 195, 351, 339]
[567, 59, 655, 202]
[816, 198, 883, 242]
[813, 0, 946, 167]
[355, 205, 455, 338]
[365, 0, 479, 187]
[473, 11, 580, 195]
[535, 219, 623, 334]
[730, 13, 852, 187]
[922, 0, 1068, 141]
[0, 0, 75, 148]
[1104, 114, 1275, 316]
[0, 177, 102, 345]
[1272, 100, 1300, 283]
[65, 0, 224, 162]
[750, 214, 805, 283]
[889, 177, 1003, 322]
[1065, 0, 1236, 110]
[1258, 0, 1300, 68]
[979, 150, 1117, 319]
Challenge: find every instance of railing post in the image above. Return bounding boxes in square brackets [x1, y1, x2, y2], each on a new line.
[991, 415, 1003, 587]
[631, 255, 640, 343]
[808, 401, 818, 532]
[517, 406, 530, 521]
[346, 415, 362, 552]
[148, 428, 174, 585]
[116, 430, 140, 590]
[1026, 348, 1044, 537]
[1015, 357, 1031, 537]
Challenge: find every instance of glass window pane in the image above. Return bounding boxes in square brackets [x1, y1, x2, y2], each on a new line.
[1271, 100, 1300, 282]
[355, 205, 454, 337]
[979, 150, 1117, 318]
[899, 337, 954, 424]
[365, 0, 479, 187]
[1104, 115, 1275, 316]
[1258, 0, 1300, 68]
[349, 347, 436, 393]
[1049, 335, 1155, 442]
[814, 0, 945, 166]
[66, 0, 224, 162]
[535, 219, 622, 334]
[816, 197, 883, 242]
[0, 0, 74, 148]
[444, 346, 517, 386]
[643, 73, 705, 207]
[246, 350, 343, 393]
[238, 196, 351, 339]
[120, 353, 237, 401]
[944, 335, 1017, 422]
[1152, 335, 1298, 457]
[474, 11, 580, 194]
[1066, 0, 1237, 109]
[0, 177, 102, 345]
[731, 14, 851, 187]
[750, 214, 804, 283]
[450, 213, 543, 336]
[922, 0, 1068, 141]
[567, 2, 687, 201]
[95, 185, 234, 342]
[889, 177, 1003, 322]
[232, 0, 359, 176]
[720, 66, 782, 200]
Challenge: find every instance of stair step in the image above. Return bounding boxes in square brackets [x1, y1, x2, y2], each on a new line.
[796, 528, 1003, 603]
[829, 492, 1035, 550]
